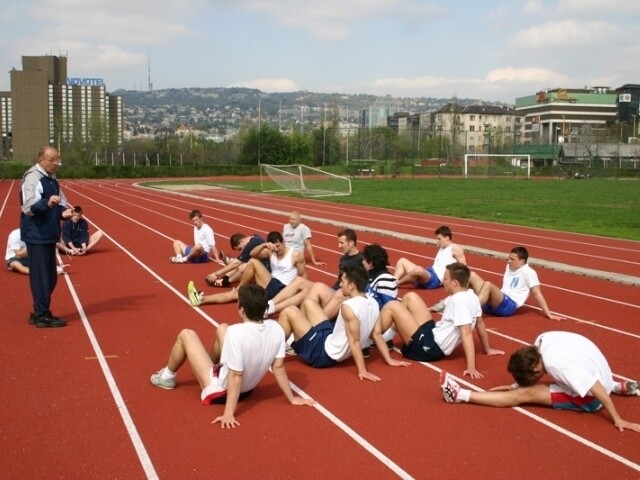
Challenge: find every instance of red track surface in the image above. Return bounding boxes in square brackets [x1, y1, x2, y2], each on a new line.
[1, 178, 639, 479]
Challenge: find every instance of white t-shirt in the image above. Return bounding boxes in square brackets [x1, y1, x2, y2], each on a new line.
[535, 331, 614, 397]
[324, 294, 380, 362]
[218, 320, 285, 393]
[433, 289, 482, 355]
[432, 244, 457, 281]
[193, 223, 216, 253]
[283, 223, 311, 252]
[501, 263, 540, 307]
[5, 229, 25, 261]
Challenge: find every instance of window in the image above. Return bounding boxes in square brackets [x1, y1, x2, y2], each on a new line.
[470, 125, 475, 131]
[470, 115, 475, 121]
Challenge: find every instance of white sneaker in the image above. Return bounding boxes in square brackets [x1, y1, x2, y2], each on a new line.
[263, 300, 276, 318]
[56, 264, 69, 275]
[439, 371, 462, 403]
[171, 254, 188, 264]
[429, 300, 445, 313]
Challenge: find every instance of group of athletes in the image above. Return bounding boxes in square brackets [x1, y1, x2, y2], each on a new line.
[151, 208, 639, 432]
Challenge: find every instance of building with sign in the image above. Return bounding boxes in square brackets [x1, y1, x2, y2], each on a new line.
[514, 87, 618, 145]
[1, 55, 122, 162]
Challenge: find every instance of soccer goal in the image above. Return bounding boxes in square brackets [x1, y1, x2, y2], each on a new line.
[259, 164, 352, 197]
[463, 154, 531, 179]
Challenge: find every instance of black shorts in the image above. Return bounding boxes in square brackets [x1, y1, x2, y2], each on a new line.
[401, 320, 445, 362]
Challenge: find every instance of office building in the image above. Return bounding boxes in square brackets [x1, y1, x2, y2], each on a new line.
[2, 54, 122, 161]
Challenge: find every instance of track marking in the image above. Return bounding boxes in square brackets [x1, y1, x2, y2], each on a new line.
[60, 198, 414, 479]
[62, 181, 640, 476]
[421, 363, 640, 473]
[60, 268, 159, 479]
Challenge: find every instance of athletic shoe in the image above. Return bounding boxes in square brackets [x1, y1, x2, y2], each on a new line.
[285, 344, 297, 356]
[56, 264, 69, 275]
[429, 300, 445, 313]
[150, 370, 176, 390]
[171, 254, 188, 264]
[187, 280, 203, 307]
[361, 347, 371, 359]
[622, 380, 640, 396]
[439, 371, 461, 403]
[370, 340, 394, 350]
[32, 312, 67, 328]
[263, 300, 276, 319]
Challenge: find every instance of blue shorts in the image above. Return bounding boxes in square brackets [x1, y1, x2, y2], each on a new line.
[292, 320, 338, 368]
[6, 256, 29, 270]
[185, 246, 209, 264]
[414, 267, 442, 289]
[482, 294, 518, 317]
[265, 278, 286, 300]
[401, 320, 446, 362]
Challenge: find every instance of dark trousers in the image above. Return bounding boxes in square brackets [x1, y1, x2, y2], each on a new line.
[26, 243, 58, 316]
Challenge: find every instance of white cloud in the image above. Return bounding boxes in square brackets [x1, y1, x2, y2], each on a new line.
[512, 20, 616, 49]
[213, 0, 444, 40]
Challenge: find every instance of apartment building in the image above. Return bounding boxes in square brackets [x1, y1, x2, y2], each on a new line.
[433, 103, 520, 153]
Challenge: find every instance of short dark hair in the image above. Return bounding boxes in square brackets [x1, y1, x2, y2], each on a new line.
[230, 233, 246, 249]
[338, 228, 357, 244]
[507, 346, 542, 386]
[511, 246, 529, 263]
[73, 206, 83, 215]
[266, 231, 283, 243]
[189, 209, 202, 219]
[237, 284, 268, 320]
[445, 262, 470, 287]
[362, 243, 389, 270]
[435, 225, 452, 239]
[341, 263, 369, 292]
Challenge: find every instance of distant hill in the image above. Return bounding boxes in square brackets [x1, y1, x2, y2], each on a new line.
[112, 87, 490, 115]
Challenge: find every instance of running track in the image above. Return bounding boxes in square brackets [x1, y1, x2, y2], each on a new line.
[1, 178, 638, 480]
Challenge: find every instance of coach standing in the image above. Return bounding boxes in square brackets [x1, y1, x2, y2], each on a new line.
[20, 146, 73, 328]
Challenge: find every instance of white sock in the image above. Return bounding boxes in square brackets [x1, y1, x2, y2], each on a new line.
[160, 367, 176, 381]
[457, 388, 471, 402]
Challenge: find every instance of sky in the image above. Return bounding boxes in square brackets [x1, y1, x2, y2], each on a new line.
[1, 0, 639, 104]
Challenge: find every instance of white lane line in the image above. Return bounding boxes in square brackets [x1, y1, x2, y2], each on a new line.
[59, 266, 159, 480]
[66, 183, 640, 477]
[59, 196, 414, 479]
[422, 362, 640, 473]
[0, 179, 15, 219]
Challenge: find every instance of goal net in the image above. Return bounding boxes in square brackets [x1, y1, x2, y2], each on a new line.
[463, 154, 531, 179]
[259, 164, 352, 197]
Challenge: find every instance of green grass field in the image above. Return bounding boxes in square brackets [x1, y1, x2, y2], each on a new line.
[147, 177, 640, 241]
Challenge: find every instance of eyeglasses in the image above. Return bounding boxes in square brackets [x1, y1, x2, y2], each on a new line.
[43, 156, 61, 164]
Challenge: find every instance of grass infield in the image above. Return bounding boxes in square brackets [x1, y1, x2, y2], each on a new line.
[146, 177, 640, 241]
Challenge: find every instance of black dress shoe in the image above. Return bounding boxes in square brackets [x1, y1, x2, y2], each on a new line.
[33, 313, 67, 328]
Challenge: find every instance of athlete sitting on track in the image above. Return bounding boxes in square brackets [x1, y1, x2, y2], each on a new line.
[372, 262, 503, 377]
[277, 263, 381, 381]
[189, 231, 306, 306]
[150, 284, 314, 428]
[59, 206, 103, 256]
[440, 330, 640, 432]
[467, 245, 563, 321]
[170, 209, 223, 264]
[204, 232, 266, 286]
[393, 225, 466, 290]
